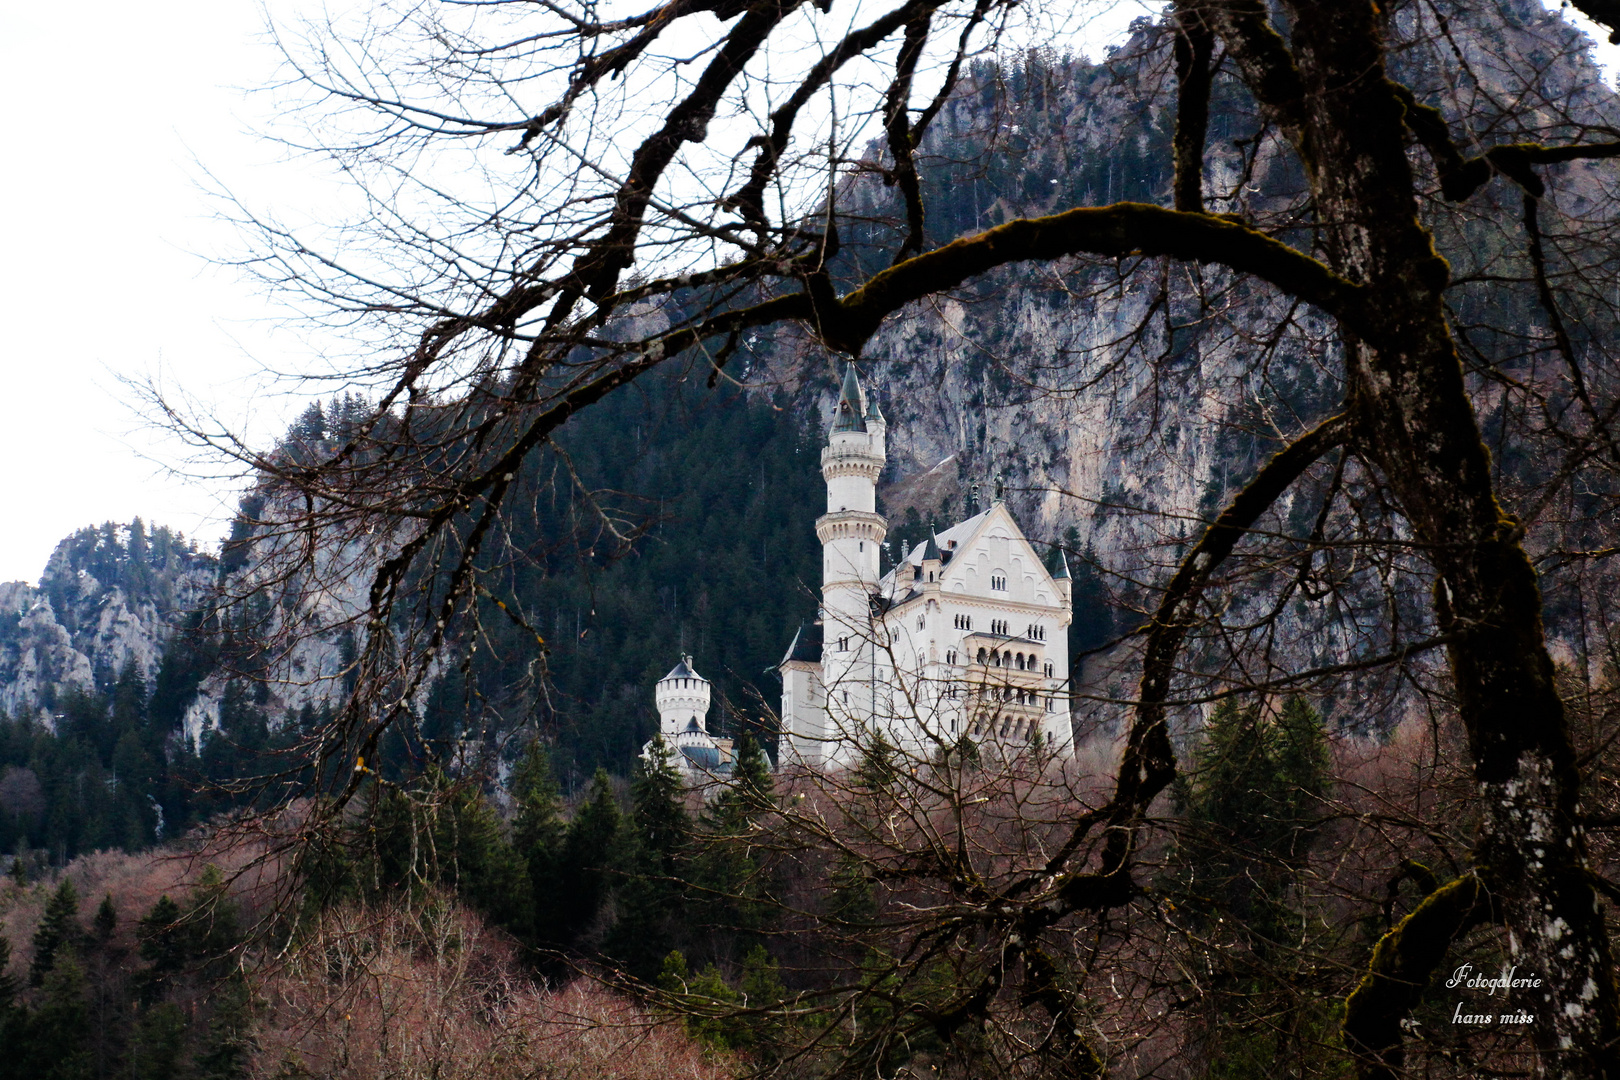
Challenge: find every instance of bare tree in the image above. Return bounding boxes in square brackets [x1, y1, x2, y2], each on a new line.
[181, 0, 1620, 1075]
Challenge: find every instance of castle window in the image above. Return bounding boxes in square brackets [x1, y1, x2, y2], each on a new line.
[991, 574, 1006, 591]
[977, 648, 987, 663]
[1045, 662, 1053, 677]
[839, 636, 849, 651]
[917, 614, 925, 630]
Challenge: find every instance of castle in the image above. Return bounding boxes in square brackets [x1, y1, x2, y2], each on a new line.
[644, 363, 1074, 778]
[776, 364, 1075, 768]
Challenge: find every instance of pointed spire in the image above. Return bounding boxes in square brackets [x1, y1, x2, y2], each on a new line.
[864, 383, 884, 424]
[1053, 548, 1072, 580]
[922, 532, 941, 562]
[833, 362, 867, 432]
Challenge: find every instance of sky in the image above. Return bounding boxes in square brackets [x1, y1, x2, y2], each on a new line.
[0, 1, 1615, 586]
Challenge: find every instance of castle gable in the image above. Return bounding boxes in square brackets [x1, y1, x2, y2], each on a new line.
[890, 505, 1063, 609]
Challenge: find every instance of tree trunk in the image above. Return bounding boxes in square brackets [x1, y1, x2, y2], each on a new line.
[1279, 3, 1619, 1075]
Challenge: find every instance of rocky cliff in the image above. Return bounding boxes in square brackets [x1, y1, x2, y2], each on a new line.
[0, 521, 215, 725]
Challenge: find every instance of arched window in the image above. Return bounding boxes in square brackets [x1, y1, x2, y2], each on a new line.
[977, 647, 987, 663]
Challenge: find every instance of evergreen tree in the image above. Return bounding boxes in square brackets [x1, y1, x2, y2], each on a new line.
[193, 975, 252, 1080]
[630, 735, 690, 873]
[186, 866, 243, 972]
[0, 935, 16, 1011]
[555, 769, 622, 945]
[137, 895, 190, 976]
[29, 878, 81, 986]
[129, 1003, 188, 1080]
[24, 953, 92, 1080]
[1168, 696, 1334, 1080]
[693, 734, 776, 944]
[512, 740, 566, 944]
[429, 780, 531, 934]
[605, 739, 690, 977]
[92, 895, 117, 943]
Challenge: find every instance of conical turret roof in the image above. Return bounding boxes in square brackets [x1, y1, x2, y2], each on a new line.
[832, 362, 867, 432]
[864, 384, 884, 424]
[1053, 549, 1072, 580]
[661, 655, 705, 681]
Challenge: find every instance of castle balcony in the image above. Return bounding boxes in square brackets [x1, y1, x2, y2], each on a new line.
[960, 632, 1050, 678]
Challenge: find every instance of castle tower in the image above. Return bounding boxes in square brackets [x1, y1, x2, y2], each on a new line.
[647, 656, 733, 779]
[817, 363, 886, 752]
[655, 655, 712, 737]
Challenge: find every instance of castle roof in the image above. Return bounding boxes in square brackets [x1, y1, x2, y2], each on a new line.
[780, 622, 823, 666]
[832, 363, 867, 433]
[662, 656, 704, 681]
[879, 508, 993, 591]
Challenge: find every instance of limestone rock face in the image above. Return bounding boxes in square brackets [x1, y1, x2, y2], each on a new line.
[0, 522, 215, 725]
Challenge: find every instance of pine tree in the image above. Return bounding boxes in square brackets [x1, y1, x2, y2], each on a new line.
[630, 735, 690, 873]
[92, 895, 117, 943]
[512, 740, 566, 945]
[24, 952, 91, 1080]
[605, 739, 691, 977]
[193, 975, 252, 1080]
[430, 780, 530, 934]
[129, 1002, 188, 1080]
[694, 734, 776, 943]
[0, 934, 17, 1012]
[555, 769, 622, 945]
[137, 895, 189, 975]
[29, 878, 81, 986]
[1169, 696, 1334, 1080]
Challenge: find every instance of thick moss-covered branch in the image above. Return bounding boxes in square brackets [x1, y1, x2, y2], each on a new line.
[825, 203, 1362, 353]
[1343, 873, 1491, 1080]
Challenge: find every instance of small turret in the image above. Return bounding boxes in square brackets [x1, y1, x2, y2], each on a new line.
[1053, 549, 1073, 606]
[919, 532, 942, 585]
[655, 655, 712, 737]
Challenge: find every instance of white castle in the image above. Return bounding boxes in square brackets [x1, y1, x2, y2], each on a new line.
[643, 655, 735, 781]
[644, 363, 1074, 777]
[777, 364, 1075, 768]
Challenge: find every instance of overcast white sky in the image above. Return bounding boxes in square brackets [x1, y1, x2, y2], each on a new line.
[0, 1, 1614, 586]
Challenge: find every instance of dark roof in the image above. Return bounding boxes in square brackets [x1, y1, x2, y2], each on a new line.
[662, 656, 701, 681]
[832, 363, 867, 432]
[680, 745, 731, 773]
[864, 387, 884, 424]
[780, 622, 823, 667]
[1053, 549, 1072, 580]
[921, 533, 941, 561]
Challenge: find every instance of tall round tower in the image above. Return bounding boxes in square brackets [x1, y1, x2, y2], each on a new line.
[817, 364, 886, 746]
[655, 655, 712, 736]
[817, 363, 887, 598]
